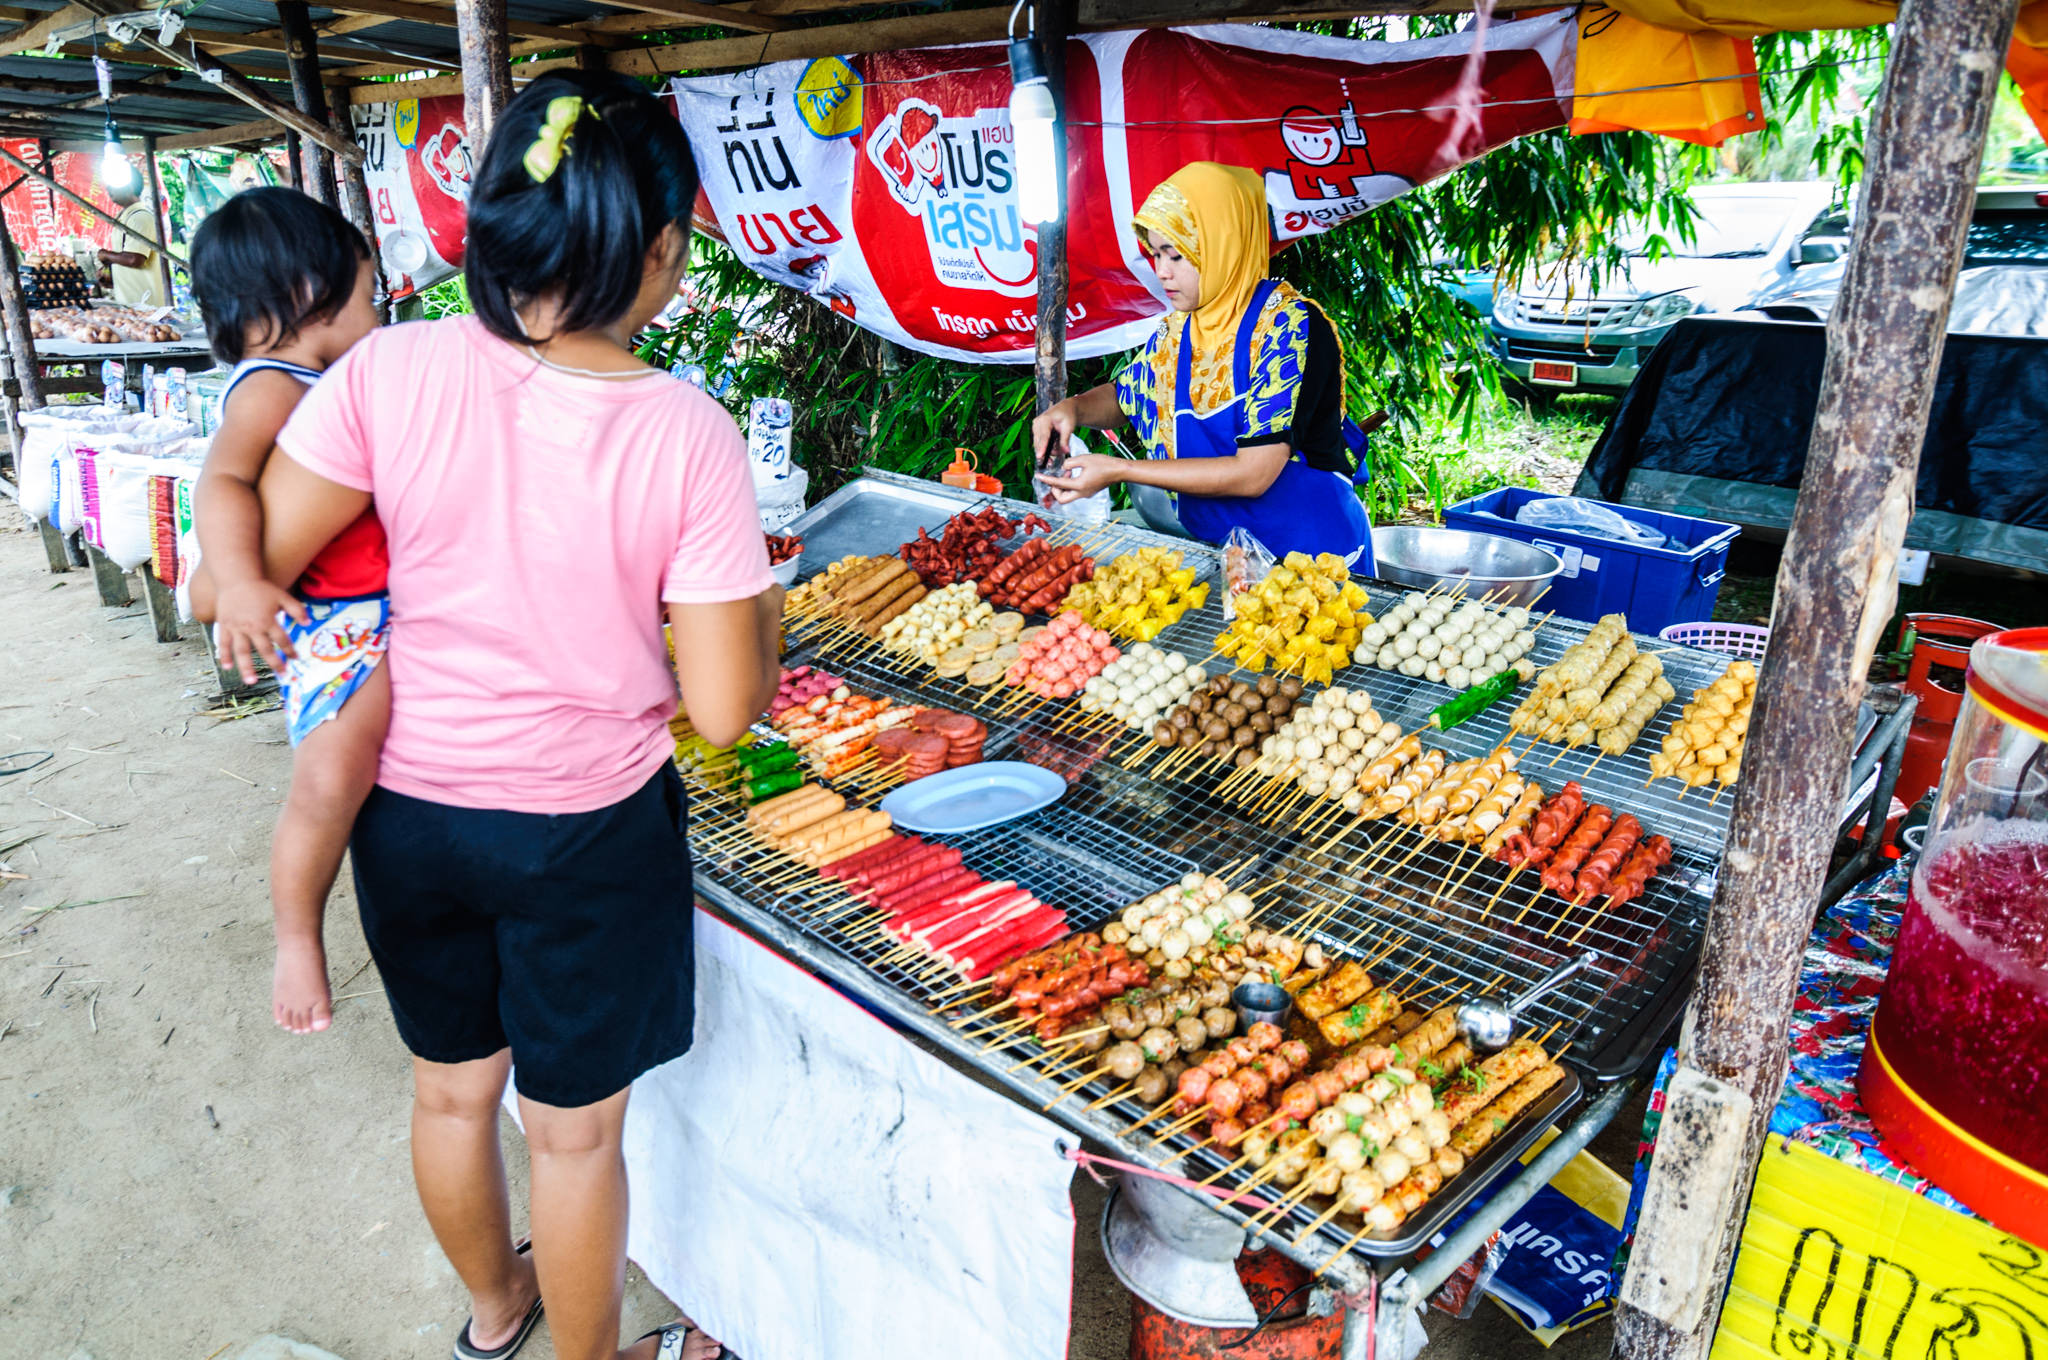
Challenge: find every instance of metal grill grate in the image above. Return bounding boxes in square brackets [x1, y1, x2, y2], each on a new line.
[686, 474, 1738, 1264]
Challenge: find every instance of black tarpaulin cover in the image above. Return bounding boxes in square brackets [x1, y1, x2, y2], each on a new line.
[1580, 316, 2048, 539]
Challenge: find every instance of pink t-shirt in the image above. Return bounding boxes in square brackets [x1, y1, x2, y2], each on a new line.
[279, 315, 772, 814]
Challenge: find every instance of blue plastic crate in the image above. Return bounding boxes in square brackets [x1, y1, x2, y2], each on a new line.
[1442, 488, 1740, 632]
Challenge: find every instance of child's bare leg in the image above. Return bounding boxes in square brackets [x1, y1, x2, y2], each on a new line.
[272, 661, 390, 1033]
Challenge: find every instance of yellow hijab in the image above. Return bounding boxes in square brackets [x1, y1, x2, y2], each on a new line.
[1133, 162, 1271, 359]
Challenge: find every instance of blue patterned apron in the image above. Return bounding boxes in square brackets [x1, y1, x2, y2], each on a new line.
[1168, 278, 1375, 569]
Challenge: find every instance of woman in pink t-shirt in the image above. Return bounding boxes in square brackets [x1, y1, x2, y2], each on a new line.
[258, 72, 779, 1360]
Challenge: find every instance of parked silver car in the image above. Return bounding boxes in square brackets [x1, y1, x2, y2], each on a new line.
[1488, 182, 1843, 394]
[1745, 185, 2048, 334]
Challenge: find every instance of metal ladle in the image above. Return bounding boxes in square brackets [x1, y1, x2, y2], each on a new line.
[1455, 950, 1599, 1051]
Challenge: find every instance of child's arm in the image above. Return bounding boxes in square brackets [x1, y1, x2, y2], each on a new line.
[667, 587, 784, 749]
[256, 452, 375, 588]
[194, 371, 316, 683]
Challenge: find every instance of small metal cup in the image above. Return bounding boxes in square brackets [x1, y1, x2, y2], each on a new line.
[1232, 980, 1291, 1033]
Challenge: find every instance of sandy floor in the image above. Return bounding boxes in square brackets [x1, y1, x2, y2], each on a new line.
[0, 502, 1619, 1360]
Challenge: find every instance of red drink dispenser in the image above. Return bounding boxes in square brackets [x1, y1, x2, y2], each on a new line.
[1862, 627, 2048, 1244]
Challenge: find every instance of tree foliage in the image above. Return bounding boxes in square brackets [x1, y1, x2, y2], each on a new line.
[642, 121, 1696, 514]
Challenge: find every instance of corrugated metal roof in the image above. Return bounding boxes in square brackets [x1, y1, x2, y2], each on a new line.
[0, 0, 706, 136]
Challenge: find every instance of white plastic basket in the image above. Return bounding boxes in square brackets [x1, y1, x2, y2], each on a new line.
[1659, 621, 1770, 660]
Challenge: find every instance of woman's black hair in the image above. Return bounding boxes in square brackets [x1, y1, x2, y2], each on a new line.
[188, 185, 371, 366]
[465, 69, 700, 343]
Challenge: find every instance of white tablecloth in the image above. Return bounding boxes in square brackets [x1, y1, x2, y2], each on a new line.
[517, 908, 1080, 1360]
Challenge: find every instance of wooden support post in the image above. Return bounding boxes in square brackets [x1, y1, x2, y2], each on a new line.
[1030, 0, 1072, 443]
[0, 202, 44, 520]
[277, 1, 340, 209]
[85, 543, 132, 607]
[1612, 2, 2020, 1357]
[326, 84, 379, 246]
[325, 88, 385, 324]
[141, 135, 175, 305]
[285, 129, 304, 190]
[139, 565, 181, 643]
[0, 203, 42, 413]
[39, 520, 73, 573]
[456, 0, 513, 149]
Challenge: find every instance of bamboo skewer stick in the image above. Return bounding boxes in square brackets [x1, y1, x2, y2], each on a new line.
[1245, 1180, 1317, 1232]
[947, 998, 1017, 1030]
[1199, 1148, 1260, 1187]
[1479, 869, 1524, 920]
[1145, 1107, 1210, 1146]
[1509, 880, 1550, 927]
[1041, 1064, 1111, 1110]
[1082, 1082, 1136, 1112]
[1438, 849, 1494, 910]
[1295, 1199, 1349, 1242]
[1315, 1222, 1378, 1276]
[1123, 1099, 1180, 1135]
[974, 1014, 1036, 1046]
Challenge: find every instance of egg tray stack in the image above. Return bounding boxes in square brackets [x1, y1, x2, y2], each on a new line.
[21, 260, 92, 309]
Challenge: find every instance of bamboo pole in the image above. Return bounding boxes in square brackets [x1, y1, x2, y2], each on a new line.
[1616, 5, 2019, 1356]
[455, 0, 513, 149]
[276, 1, 340, 209]
[1030, 0, 1071, 437]
[139, 135, 176, 303]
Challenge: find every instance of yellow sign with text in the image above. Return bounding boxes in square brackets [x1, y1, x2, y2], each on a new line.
[1713, 1136, 2048, 1359]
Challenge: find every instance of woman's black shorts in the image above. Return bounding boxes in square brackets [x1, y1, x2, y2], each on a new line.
[349, 763, 694, 1109]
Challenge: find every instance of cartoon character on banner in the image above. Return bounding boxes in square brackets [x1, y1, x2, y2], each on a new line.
[1264, 101, 1414, 239]
[402, 99, 473, 267]
[867, 98, 948, 207]
[860, 94, 1037, 303]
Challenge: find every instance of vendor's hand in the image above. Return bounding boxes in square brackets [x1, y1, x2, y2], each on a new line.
[214, 579, 309, 685]
[1030, 399, 1081, 469]
[1036, 453, 1126, 502]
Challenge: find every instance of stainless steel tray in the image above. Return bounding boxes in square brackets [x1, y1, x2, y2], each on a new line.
[1189, 1064, 1584, 1260]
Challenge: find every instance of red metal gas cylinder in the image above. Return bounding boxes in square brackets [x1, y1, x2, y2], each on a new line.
[1893, 613, 2002, 808]
[1127, 1245, 1347, 1360]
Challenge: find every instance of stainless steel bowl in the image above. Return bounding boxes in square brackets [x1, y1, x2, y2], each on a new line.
[1231, 980, 1292, 1033]
[1370, 526, 1562, 607]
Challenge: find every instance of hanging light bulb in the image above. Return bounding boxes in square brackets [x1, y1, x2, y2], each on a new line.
[101, 117, 133, 191]
[1007, 11, 1061, 225]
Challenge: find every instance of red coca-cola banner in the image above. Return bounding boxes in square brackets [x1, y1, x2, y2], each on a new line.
[2, 140, 119, 257]
[671, 13, 1576, 362]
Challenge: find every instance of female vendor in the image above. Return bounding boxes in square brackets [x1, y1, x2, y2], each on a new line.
[1032, 160, 1374, 565]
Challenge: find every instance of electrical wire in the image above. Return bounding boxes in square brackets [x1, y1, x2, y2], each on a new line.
[641, 38, 1883, 127]
[1069, 53, 1886, 128]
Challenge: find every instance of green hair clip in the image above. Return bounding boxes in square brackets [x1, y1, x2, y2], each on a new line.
[523, 95, 592, 183]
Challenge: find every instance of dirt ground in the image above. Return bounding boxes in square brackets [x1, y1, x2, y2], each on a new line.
[0, 501, 1621, 1360]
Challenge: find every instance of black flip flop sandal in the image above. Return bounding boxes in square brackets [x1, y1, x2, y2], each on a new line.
[453, 1238, 544, 1360]
[638, 1321, 729, 1360]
